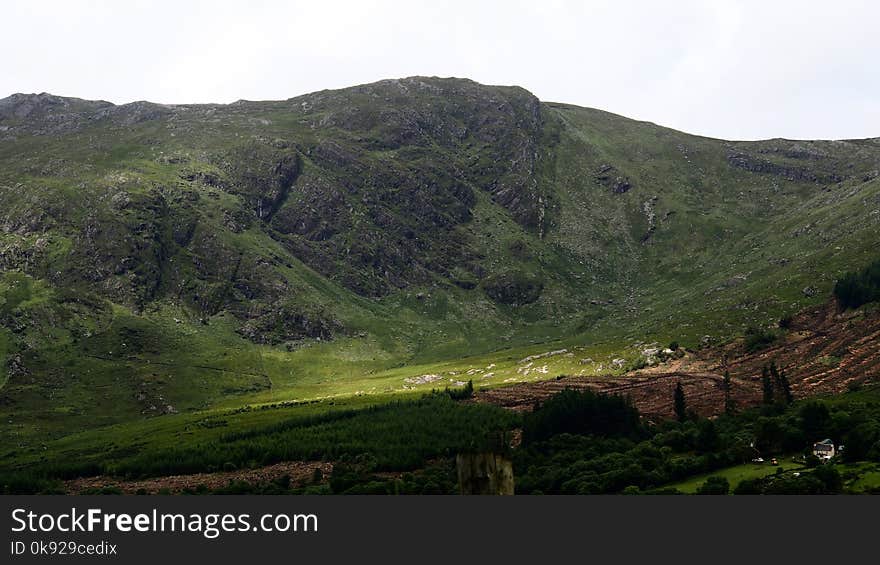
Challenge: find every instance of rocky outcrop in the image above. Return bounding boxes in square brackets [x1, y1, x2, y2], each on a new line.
[221, 141, 301, 221]
[594, 164, 632, 193]
[726, 150, 844, 183]
[482, 270, 543, 306]
[5, 354, 29, 380]
[236, 302, 344, 345]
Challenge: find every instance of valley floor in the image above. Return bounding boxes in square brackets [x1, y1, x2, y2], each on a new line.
[2, 299, 880, 495]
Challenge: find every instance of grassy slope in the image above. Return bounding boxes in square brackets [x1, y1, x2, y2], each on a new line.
[667, 459, 805, 493]
[547, 105, 880, 342]
[669, 459, 880, 494]
[2, 80, 880, 469]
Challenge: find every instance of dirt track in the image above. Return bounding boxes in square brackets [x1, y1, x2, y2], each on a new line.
[476, 301, 880, 419]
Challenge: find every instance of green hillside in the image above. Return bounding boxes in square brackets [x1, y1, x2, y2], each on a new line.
[1, 77, 879, 461]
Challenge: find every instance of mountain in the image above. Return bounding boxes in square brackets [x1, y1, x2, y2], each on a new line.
[2, 77, 880, 451]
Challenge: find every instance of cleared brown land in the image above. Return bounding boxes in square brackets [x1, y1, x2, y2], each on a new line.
[476, 301, 880, 419]
[64, 461, 332, 494]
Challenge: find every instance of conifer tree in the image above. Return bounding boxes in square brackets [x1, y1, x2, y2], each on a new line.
[770, 362, 793, 405]
[723, 370, 735, 415]
[761, 365, 774, 405]
[674, 381, 687, 422]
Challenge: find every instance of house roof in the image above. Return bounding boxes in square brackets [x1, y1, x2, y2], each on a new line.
[815, 439, 834, 446]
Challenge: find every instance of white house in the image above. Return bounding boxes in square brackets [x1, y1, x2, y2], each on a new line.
[812, 439, 835, 460]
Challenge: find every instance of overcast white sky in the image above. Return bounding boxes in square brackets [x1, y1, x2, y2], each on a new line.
[3, 0, 878, 140]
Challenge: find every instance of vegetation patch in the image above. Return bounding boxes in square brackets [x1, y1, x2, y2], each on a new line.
[834, 258, 880, 309]
[744, 326, 778, 353]
[482, 270, 544, 306]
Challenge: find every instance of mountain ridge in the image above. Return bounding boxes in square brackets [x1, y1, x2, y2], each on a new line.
[6, 78, 880, 144]
[1, 76, 879, 454]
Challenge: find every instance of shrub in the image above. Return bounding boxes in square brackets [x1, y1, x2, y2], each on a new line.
[813, 465, 843, 493]
[696, 476, 729, 495]
[744, 326, 777, 352]
[624, 356, 648, 372]
[733, 478, 763, 495]
[445, 380, 474, 400]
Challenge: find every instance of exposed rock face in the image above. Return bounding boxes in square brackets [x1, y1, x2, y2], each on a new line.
[5, 354, 29, 380]
[0, 92, 113, 122]
[726, 150, 844, 184]
[236, 302, 343, 345]
[594, 163, 632, 193]
[220, 141, 301, 221]
[482, 270, 543, 306]
[0, 78, 558, 316]
[0, 93, 175, 134]
[269, 77, 551, 295]
[289, 77, 549, 233]
[640, 197, 658, 243]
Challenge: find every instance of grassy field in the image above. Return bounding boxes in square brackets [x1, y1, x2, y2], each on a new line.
[838, 462, 880, 493]
[667, 459, 806, 494]
[669, 460, 880, 494]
